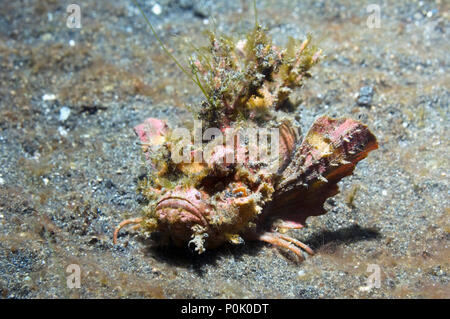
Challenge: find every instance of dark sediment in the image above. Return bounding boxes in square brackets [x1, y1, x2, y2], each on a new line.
[0, 0, 448, 298]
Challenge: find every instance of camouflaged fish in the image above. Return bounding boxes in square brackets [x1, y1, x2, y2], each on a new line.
[113, 22, 378, 260]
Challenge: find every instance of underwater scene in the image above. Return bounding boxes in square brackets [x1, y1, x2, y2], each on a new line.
[0, 0, 448, 299]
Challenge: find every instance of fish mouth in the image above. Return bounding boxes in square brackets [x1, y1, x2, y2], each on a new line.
[155, 197, 207, 226]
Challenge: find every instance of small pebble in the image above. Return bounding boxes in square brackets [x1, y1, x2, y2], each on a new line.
[42, 93, 56, 101]
[89, 236, 99, 244]
[105, 180, 115, 189]
[69, 39, 75, 47]
[0, 177, 4, 185]
[152, 3, 162, 15]
[41, 33, 52, 41]
[193, 2, 211, 18]
[356, 86, 374, 107]
[59, 106, 71, 122]
[358, 285, 372, 292]
[58, 126, 68, 137]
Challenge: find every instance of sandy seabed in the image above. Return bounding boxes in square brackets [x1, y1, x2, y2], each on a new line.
[0, 0, 448, 298]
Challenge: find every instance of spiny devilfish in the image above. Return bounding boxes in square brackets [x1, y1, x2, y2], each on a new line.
[113, 25, 378, 260]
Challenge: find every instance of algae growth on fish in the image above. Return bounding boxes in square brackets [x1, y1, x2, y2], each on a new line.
[114, 1, 378, 260]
